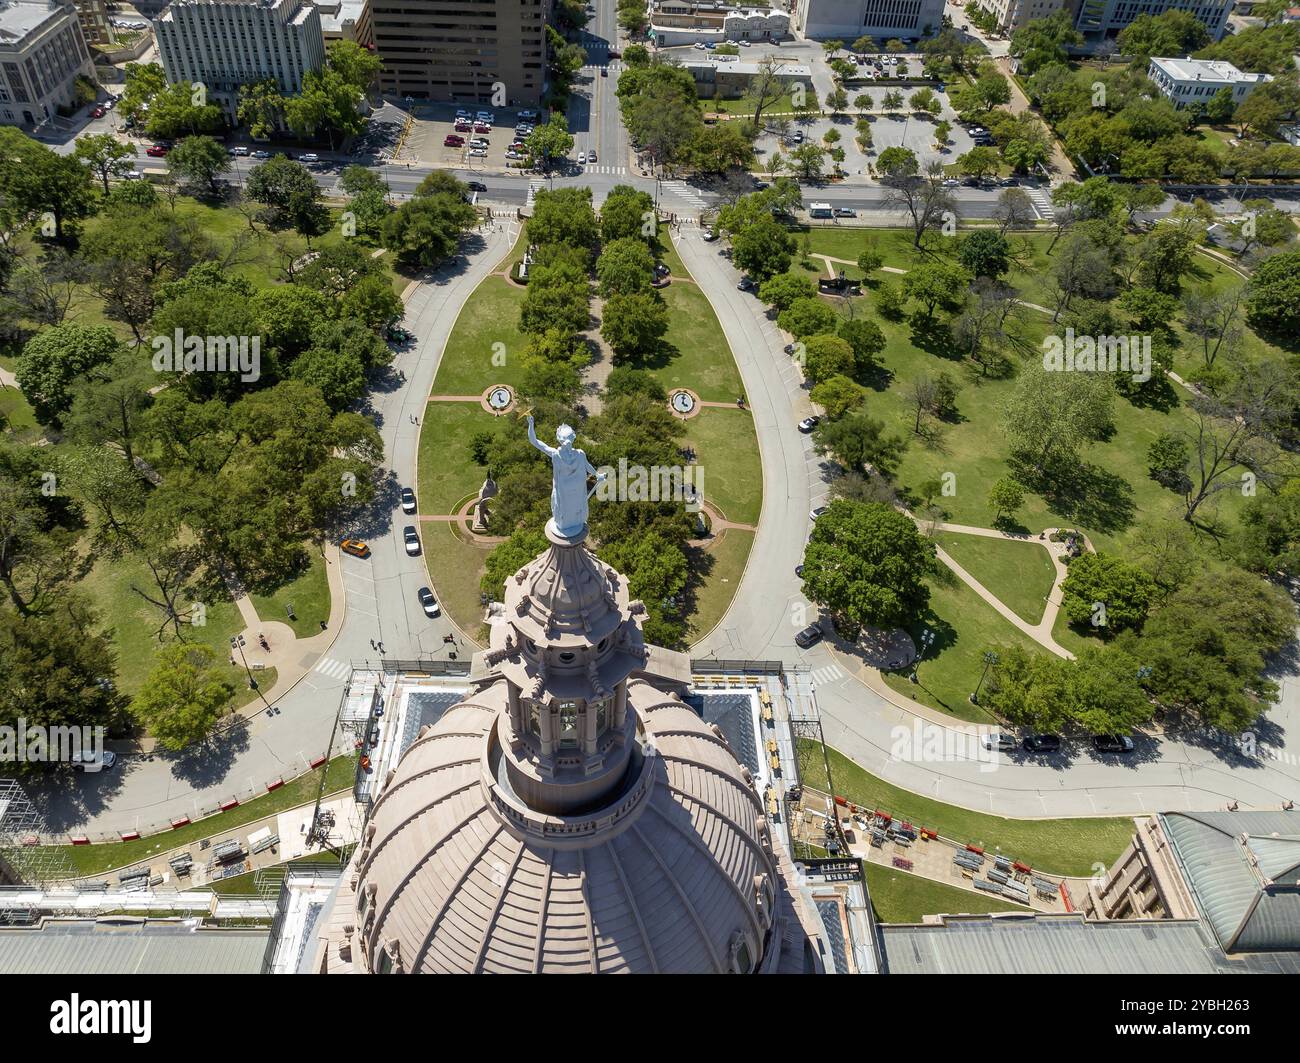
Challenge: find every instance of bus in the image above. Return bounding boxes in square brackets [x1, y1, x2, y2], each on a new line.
[808, 202, 833, 219]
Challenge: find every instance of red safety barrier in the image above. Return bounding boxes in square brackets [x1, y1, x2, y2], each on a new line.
[875, 810, 892, 825]
[1059, 881, 1074, 912]
[120, 831, 140, 842]
[219, 798, 239, 811]
[833, 794, 848, 807]
[69, 836, 89, 846]
[1014, 861, 1033, 875]
[919, 827, 937, 840]
[309, 755, 328, 769]
[901, 821, 913, 832]
[170, 816, 190, 829]
[266, 778, 284, 792]
[966, 844, 984, 855]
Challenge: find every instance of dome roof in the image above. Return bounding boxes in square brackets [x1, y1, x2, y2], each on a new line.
[352, 678, 778, 974]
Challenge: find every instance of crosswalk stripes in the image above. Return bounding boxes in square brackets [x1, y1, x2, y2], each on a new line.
[314, 656, 351, 681]
[659, 180, 709, 209]
[525, 180, 544, 210]
[1026, 185, 1055, 221]
[583, 164, 626, 175]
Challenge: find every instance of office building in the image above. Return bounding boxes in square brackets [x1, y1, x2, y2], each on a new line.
[794, 0, 946, 42]
[0, 0, 95, 127]
[1147, 55, 1272, 111]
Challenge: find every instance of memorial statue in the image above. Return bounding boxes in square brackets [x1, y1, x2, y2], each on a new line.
[527, 416, 605, 539]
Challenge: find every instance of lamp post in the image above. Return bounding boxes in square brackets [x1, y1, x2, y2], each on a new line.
[970, 649, 998, 704]
[910, 627, 935, 683]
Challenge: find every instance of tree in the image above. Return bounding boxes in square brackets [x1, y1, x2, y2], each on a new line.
[526, 113, 576, 172]
[64, 348, 155, 470]
[601, 291, 668, 361]
[884, 163, 956, 248]
[15, 323, 120, 425]
[381, 192, 477, 268]
[955, 146, 999, 180]
[131, 644, 236, 751]
[972, 70, 1011, 110]
[237, 79, 286, 140]
[528, 185, 599, 252]
[810, 375, 867, 419]
[744, 55, 792, 129]
[778, 296, 839, 339]
[1002, 365, 1115, 477]
[1126, 569, 1293, 730]
[802, 334, 856, 386]
[993, 187, 1036, 234]
[957, 229, 1011, 279]
[597, 236, 656, 297]
[758, 272, 816, 312]
[1116, 10, 1211, 59]
[73, 133, 135, 194]
[0, 599, 127, 763]
[0, 128, 94, 239]
[876, 146, 919, 183]
[857, 245, 884, 275]
[988, 477, 1025, 524]
[168, 135, 231, 195]
[1060, 552, 1155, 634]
[246, 156, 327, 232]
[143, 82, 225, 139]
[732, 217, 795, 282]
[901, 261, 969, 317]
[600, 531, 688, 645]
[1245, 248, 1300, 345]
[813, 411, 906, 476]
[1147, 432, 1191, 491]
[801, 500, 936, 636]
[599, 184, 654, 243]
[789, 142, 827, 181]
[837, 318, 886, 379]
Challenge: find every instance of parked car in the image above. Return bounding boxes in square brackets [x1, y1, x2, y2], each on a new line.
[300, 152, 319, 162]
[146, 145, 168, 157]
[999, 176, 1019, 186]
[737, 276, 755, 291]
[601, 67, 608, 77]
[703, 229, 719, 241]
[71, 750, 117, 773]
[794, 624, 823, 649]
[91, 106, 105, 118]
[470, 137, 489, 147]
[251, 149, 271, 159]
[577, 151, 587, 164]
[588, 150, 597, 162]
[474, 122, 491, 133]
[466, 180, 487, 192]
[230, 145, 250, 156]
[1093, 734, 1135, 754]
[444, 135, 465, 147]
[400, 487, 417, 514]
[469, 148, 487, 157]
[981, 732, 1017, 753]
[834, 207, 856, 217]
[809, 505, 828, 522]
[417, 586, 441, 618]
[798, 416, 820, 433]
[942, 178, 960, 186]
[123, 170, 143, 181]
[518, 109, 538, 120]
[792, 130, 805, 143]
[341, 538, 371, 558]
[1023, 734, 1062, 753]
[693, 41, 706, 50]
[403, 526, 421, 556]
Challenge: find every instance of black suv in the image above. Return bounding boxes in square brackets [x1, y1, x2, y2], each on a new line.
[1092, 734, 1135, 754]
[794, 624, 823, 649]
[1023, 734, 1062, 753]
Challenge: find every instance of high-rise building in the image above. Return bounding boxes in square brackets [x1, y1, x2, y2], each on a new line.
[794, 0, 946, 41]
[0, 0, 96, 128]
[364, 0, 548, 105]
[153, 0, 326, 115]
[72, 0, 112, 46]
[972, 0, 1064, 34]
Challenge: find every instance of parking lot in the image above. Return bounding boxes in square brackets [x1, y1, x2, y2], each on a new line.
[370, 101, 544, 173]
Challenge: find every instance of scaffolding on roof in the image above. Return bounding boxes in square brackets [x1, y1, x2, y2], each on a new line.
[0, 778, 77, 889]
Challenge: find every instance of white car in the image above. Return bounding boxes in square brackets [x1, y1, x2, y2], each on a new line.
[403, 526, 421, 556]
[300, 152, 319, 162]
[470, 137, 489, 147]
[810, 505, 828, 522]
[942, 178, 960, 186]
[71, 750, 117, 773]
[693, 41, 706, 49]
[251, 149, 271, 159]
[469, 148, 488, 157]
[739, 39, 751, 46]
[577, 151, 587, 164]
[123, 170, 143, 180]
[417, 587, 441, 618]
[231, 145, 249, 156]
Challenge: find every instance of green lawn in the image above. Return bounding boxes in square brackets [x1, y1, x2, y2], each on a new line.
[249, 552, 332, 639]
[685, 528, 754, 643]
[799, 740, 1133, 877]
[681, 406, 762, 526]
[881, 569, 1044, 723]
[422, 520, 493, 647]
[0, 385, 38, 437]
[865, 862, 1025, 923]
[430, 276, 529, 395]
[417, 401, 501, 515]
[933, 532, 1057, 625]
[651, 282, 746, 403]
[52, 754, 356, 877]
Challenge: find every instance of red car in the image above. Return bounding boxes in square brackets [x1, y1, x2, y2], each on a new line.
[443, 135, 464, 147]
[454, 120, 471, 132]
[91, 106, 105, 118]
[146, 145, 168, 157]
[473, 122, 490, 133]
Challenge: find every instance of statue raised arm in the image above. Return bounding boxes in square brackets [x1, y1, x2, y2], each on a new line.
[526, 416, 604, 539]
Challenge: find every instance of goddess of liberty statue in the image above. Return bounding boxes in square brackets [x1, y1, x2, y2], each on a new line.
[527, 416, 605, 539]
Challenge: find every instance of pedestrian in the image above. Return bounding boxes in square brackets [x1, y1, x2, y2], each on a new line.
[370, 638, 376, 650]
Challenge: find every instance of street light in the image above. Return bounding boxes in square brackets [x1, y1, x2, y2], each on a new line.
[910, 627, 935, 683]
[970, 650, 998, 704]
